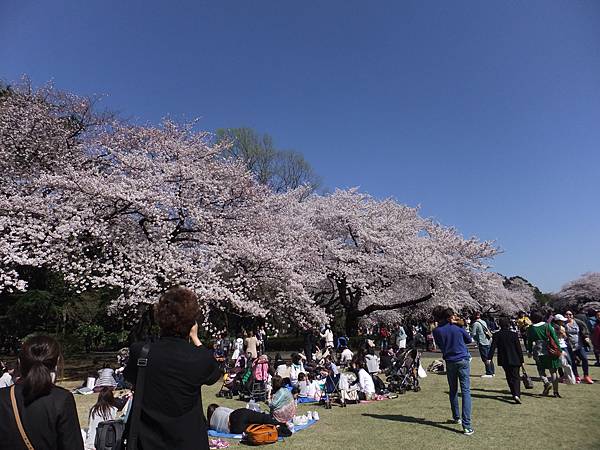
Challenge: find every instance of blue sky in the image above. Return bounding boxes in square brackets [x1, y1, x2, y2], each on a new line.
[2, 1, 599, 292]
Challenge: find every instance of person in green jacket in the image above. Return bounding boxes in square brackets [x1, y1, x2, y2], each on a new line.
[526, 310, 562, 397]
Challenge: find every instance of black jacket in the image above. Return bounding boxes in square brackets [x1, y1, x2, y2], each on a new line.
[0, 384, 83, 450]
[124, 336, 221, 450]
[489, 329, 524, 367]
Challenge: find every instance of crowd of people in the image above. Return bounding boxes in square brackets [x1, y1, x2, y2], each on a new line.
[0, 285, 598, 448]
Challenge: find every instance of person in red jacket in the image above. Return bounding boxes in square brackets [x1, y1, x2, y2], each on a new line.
[592, 310, 600, 367]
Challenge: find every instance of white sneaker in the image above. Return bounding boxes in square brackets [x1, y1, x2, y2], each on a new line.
[313, 411, 320, 421]
[481, 374, 493, 378]
[306, 411, 313, 421]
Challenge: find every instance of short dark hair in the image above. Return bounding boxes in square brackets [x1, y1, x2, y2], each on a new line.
[207, 403, 219, 425]
[498, 317, 511, 329]
[298, 372, 306, 381]
[530, 310, 543, 324]
[156, 286, 199, 338]
[433, 306, 455, 322]
[271, 375, 283, 392]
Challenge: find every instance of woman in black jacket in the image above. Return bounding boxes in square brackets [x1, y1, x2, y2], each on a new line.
[0, 336, 83, 450]
[488, 316, 525, 404]
[124, 286, 222, 450]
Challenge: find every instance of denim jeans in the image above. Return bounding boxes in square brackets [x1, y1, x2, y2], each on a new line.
[478, 344, 495, 375]
[446, 358, 472, 429]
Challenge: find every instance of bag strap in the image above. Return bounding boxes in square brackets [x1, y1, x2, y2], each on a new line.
[10, 386, 35, 450]
[127, 343, 150, 450]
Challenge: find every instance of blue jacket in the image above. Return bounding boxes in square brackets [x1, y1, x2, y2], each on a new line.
[433, 321, 472, 362]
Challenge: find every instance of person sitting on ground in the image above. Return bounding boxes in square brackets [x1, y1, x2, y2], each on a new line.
[488, 317, 525, 404]
[0, 335, 84, 450]
[340, 346, 354, 366]
[365, 347, 380, 375]
[352, 362, 376, 400]
[85, 372, 120, 450]
[379, 348, 394, 372]
[0, 361, 15, 388]
[207, 403, 291, 436]
[274, 357, 292, 385]
[297, 372, 321, 401]
[269, 375, 296, 424]
[289, 353, 306, 387]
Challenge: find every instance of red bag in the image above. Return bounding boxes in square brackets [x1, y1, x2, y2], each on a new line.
[545, 324, 561, 358]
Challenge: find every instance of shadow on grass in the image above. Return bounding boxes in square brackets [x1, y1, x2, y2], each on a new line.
[362, 413, 462, 434]
[471, 387, 544, 398]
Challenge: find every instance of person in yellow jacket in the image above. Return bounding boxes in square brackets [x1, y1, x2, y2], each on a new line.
[516, 311, 532, 347]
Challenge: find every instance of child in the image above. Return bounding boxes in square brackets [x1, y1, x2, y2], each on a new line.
[298, 372, 321, 401]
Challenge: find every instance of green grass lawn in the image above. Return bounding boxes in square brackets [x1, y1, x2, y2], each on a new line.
[68, 355, 600, 450]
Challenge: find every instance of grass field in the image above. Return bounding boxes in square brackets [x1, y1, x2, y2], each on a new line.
[65, 353, 600, 450]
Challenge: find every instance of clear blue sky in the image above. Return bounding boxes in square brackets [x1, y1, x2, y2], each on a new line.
[2, 1, 599, 292]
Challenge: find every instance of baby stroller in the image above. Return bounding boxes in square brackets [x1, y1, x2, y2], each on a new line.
[386, 347, 422, 394]
[217, 355, 248, 399]
[249, 355, 269, 402]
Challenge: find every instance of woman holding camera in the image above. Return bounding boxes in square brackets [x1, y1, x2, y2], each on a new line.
[124, 286, 222, 450]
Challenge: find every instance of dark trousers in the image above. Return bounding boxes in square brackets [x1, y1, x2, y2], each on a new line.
[229, 409, 281, 434]
[502, 365, 521, 397]
[567, 346, 589, 377]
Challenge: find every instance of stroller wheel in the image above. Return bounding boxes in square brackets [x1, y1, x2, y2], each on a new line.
[399, 389, 406, 395]
[413, 386, 421, 392]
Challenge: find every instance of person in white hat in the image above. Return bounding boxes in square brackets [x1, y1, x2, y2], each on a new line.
[85, 369, 119, 449]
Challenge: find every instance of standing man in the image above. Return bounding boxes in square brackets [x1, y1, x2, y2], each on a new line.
[471, 312, 495, 377]
[432, 307, 474, 436]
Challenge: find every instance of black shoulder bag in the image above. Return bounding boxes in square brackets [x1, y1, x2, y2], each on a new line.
[124, 343, 151, 450]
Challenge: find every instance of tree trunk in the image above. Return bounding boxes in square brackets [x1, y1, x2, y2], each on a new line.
[345, 308, 360, 336]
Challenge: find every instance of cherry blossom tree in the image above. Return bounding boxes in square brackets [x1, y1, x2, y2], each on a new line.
[1, 83, 327, 331]
[298, 189, 500, 334]
[554, 272, 600, 312]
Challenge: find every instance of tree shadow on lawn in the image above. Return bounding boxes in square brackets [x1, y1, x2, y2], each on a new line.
[362, 413, 462, 434]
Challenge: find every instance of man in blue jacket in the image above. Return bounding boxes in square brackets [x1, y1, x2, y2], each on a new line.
[432, 307, 474, 436]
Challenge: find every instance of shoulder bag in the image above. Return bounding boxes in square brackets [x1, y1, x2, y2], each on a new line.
[545, 325, 561, 358]
[10, 385, 35, 450]
[123, 343, 151, 450]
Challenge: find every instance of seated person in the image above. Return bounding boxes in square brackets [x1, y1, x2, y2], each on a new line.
[352, 363, 376, 400]
[269, 375, 296, 424]
[289, 353, 306, 386]
[275, 358, 292, 383]
[207, 404, 290, 436]
[340, 346, 354, 366]
[297, 372, 321, 401]
[379, 348, 394, 372]
[365, 348, 380, 375]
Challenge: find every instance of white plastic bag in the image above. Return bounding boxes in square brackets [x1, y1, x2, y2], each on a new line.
[417, 363, 427, 378]
[560, 352, 575, 385]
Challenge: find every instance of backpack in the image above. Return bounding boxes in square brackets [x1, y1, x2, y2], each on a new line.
[95, 419, 125, 450]
[243, 424, 279, 445]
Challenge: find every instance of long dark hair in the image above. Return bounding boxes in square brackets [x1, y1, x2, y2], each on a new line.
[18, 335, 61, 405]
[90, 387, 116, 420]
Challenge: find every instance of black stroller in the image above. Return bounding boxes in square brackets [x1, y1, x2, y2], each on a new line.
[386, 347, 422, 394]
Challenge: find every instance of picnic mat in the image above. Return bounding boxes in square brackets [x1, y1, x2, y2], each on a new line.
[208, 419, 318, 440]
